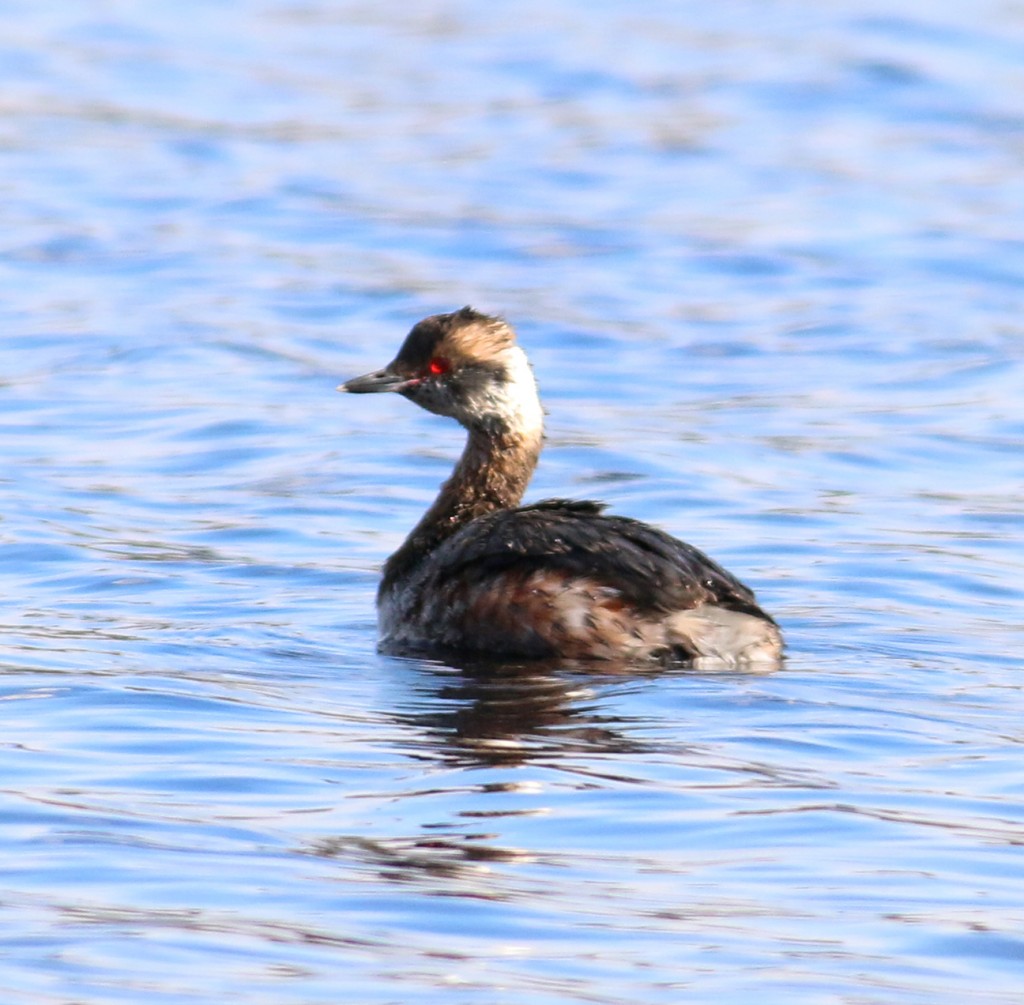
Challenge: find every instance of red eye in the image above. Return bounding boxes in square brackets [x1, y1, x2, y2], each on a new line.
[427, 357, 449, 376]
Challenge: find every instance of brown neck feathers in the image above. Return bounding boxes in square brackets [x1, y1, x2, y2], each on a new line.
[380, 425, 542, 594]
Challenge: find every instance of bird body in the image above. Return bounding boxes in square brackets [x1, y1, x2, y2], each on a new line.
[341, 308, 781, 666]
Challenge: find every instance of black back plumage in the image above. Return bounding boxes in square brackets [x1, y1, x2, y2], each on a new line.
[426, 498, 775, 623]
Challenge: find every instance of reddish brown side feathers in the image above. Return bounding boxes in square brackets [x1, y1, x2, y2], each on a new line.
[420, 568, 669, 662]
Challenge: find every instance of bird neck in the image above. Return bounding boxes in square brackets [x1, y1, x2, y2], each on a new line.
[381, 423, 542, 593]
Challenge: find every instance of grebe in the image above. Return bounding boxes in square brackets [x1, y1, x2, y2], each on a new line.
[340, 307, 782, 666]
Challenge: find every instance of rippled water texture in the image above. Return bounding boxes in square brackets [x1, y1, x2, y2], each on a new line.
[2, 1, 1024, 1002]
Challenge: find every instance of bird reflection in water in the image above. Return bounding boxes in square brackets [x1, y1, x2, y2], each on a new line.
[307, 656, 674, 887]
[307, 655, 785, 887]
[391, 654, 672, 769]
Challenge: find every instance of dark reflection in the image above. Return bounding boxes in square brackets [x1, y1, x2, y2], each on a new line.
[306, 656, 676, 884]
[302, 654, 794, 882]
[387, 653, 689, 768]
[308, 832, 533, 896]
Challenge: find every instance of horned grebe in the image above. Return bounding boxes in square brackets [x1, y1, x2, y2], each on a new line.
[340, 307, 782, 666]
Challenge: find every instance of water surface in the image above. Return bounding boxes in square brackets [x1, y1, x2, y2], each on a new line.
[2, 2, 1024, 1003]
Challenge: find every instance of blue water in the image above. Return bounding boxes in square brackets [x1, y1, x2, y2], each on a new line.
[2, 2, 1024, 1002]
